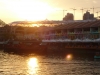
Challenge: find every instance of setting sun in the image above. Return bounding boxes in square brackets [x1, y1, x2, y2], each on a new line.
[0, 0, 100, 23]
[7, 0, 55, 21]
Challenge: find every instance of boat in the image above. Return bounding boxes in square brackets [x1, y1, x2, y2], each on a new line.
[3, 39, 47, 55]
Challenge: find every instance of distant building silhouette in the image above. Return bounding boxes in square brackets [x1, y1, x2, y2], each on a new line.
[63, 13, 74, 21]
[83, 11, 95, 20]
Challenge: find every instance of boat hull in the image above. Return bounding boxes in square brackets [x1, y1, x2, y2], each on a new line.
[2, 42, 100, 57]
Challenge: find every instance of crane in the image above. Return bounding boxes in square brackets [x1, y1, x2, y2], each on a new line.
[70, 8, 76, 20]
[63, 10, 67, 18]
[56, 9, 67, 20]
[90, 7, 100, 14]
[80, 8, 87, 16]
[96, 11, 100, 19]
[80, 8, 88, 19]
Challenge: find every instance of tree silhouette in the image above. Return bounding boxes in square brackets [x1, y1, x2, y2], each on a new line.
[0, 19, 6, 26]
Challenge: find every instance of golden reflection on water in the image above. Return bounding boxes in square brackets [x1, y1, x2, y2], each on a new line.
[27, 57, 39, 75]
[66, 54, 73, 60]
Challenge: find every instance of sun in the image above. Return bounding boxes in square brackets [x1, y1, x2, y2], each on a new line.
[8, 0, 55, 21]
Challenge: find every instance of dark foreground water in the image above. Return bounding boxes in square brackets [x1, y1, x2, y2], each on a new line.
[0, 51, 100, 75]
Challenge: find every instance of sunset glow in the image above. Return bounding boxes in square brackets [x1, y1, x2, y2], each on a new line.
[0, 0, 58, 23]
[7, 0, 56, 21]
[0, 0, 100, 23]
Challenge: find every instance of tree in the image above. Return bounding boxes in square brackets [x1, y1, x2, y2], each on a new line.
[0, 19, 6, 26]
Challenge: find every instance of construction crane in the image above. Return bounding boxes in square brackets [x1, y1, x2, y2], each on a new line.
[56, 9, 67, 20]
[80, 8, 87, 16]
[63, 10, 67, 18]
[90, 7, 100, 14]
[96, 11, 100, 19]
[80, 8, 88, 19]
[70, 8, 76, 20]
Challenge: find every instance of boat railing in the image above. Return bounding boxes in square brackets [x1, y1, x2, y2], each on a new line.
[42, 38, 100, 43]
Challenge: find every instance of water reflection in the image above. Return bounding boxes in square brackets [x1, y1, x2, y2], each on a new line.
[0, 51, 100, 75]
[27, 57, 39, 75]
[66, 54, 73, 60]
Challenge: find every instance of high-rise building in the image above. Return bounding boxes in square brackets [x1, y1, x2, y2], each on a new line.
[63, 13, 74, 21]
[83, 11, 94, 20]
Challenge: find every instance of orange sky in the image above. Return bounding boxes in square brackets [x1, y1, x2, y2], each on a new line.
[0, 0, 100, 23]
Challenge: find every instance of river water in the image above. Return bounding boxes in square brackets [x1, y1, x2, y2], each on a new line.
[0, 50, 100, 75]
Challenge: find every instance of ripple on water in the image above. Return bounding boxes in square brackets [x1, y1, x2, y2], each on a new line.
[0, 51, 100, 75]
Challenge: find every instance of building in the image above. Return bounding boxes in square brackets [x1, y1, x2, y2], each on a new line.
[83, 11, 95, 20]
[1, 20, 100, 41]
[63, 13, 74, 21]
